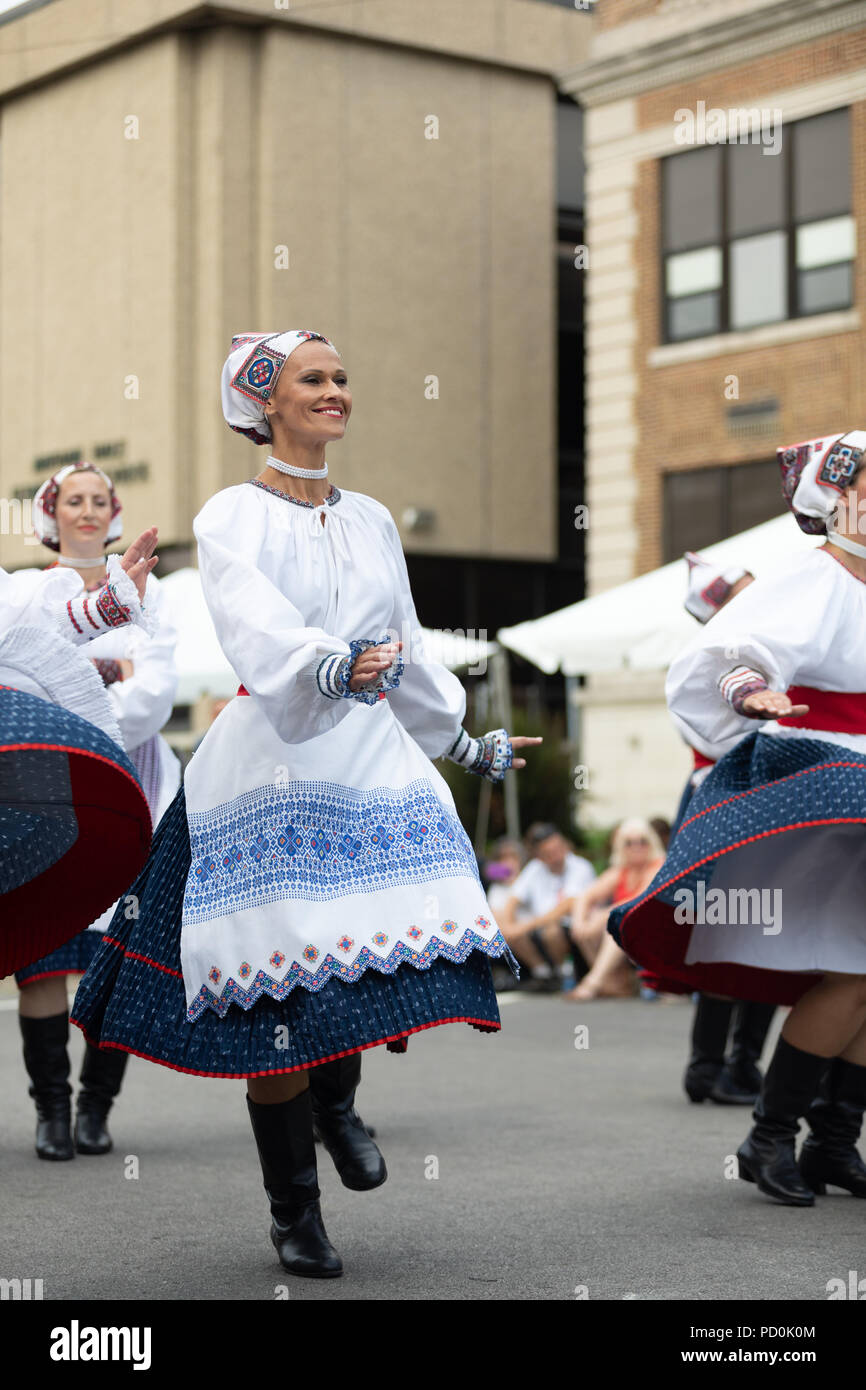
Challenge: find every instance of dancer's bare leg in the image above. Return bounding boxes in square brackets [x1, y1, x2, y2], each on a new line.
[18, 976, 68, 1018]
[248, 1072, 309, 1103]
[782, 973, 866, 1058]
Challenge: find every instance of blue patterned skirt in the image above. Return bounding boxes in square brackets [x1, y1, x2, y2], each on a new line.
[16, 929, 103, 987]
[609, 730, 866, 1005]
[71, 787, 502, 1077]
[1, 684, 150, 979]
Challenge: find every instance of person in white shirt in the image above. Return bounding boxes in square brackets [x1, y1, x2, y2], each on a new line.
[498, 822, 595, 987]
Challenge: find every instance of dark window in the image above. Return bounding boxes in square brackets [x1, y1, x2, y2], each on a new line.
[663, 460, 786, 562]
[556, 99, 583, 212]
[661, 109, 853, 342]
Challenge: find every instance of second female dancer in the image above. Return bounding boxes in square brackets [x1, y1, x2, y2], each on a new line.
[11, 462, 179, 1162]
[73, 328, 540, 1277]
[610, 430, 866, 1207]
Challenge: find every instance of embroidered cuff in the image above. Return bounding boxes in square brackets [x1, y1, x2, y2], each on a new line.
[92, 657, 124, 687]
[317, 636, 404, 706]
[719, 665, 770, 715]
[57, 555, 155, 646]
[446, 726, 513, 783]
[316, 653, 352, 699]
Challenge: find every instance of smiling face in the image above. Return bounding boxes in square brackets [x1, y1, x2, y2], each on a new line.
[263, 340, 352, 444]
[55, 470, 112, 553]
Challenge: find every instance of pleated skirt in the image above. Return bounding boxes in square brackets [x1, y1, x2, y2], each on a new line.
[71, 788, 502, 1077]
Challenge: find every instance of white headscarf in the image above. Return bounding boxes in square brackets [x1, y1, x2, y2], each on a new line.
[32, 462, 123, 553]
[778, 431, 866, 535]
[683, 551, 751, 624]
[220, 330, 339, 444]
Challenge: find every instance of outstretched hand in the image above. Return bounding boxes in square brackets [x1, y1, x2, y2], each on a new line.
[509, 735, 543, 770]
[741, 690, 809, 720]
[118, 528, 159, 602]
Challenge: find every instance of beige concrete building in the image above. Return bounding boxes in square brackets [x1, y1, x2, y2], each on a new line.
[561, 0, 866, 828]
[0, 0, 590, 609]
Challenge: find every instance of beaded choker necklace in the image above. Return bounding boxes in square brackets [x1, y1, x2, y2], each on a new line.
[249, 478, 341, 508]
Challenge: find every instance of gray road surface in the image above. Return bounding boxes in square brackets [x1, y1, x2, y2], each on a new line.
[0, 991, 860, 1301]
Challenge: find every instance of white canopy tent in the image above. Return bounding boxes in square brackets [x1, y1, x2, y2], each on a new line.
[496, 512, 822, 676]
[158, 568, 500, 703]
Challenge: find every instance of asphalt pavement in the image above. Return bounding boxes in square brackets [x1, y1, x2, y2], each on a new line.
[1, 989, 862, 1301]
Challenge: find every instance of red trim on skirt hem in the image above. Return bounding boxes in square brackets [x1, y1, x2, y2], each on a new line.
[615, 814, 866, 1004]
[17, 968, 86, 986]
[69, 1012, 501, 1078]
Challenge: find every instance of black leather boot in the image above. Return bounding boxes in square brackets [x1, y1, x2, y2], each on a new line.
[684, 995, 733, 1102]
[75, 1044, 129, 1155]
[737, 1036, 830, 1206]
[799, 1057, 866, 1197]
[711, 1002, 776, 1105]
[247, 1090, 343, 1278]
[310, 1053, 387, 1191]
[19, 1011, 74, 1161]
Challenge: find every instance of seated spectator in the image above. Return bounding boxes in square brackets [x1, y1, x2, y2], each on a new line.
[484, 838, 525, 918]
[566, 818, 665, 1002]
[497, 823, 595, 991]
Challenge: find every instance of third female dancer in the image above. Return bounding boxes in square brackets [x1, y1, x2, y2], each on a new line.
[73, 328, 540, 1276]
[610, 430, 866, 1206]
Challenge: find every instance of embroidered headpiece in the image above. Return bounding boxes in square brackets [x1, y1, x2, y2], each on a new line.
[683, 551, 752, 624]
[221, 330, 338, 445]
[778, 430, 866, 535]
[32, 462, 122, 553]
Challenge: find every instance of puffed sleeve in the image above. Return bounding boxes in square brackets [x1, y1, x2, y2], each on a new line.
[0, 559, 155, 645]
[376, 507, 467, 758]
[194, 488, 357, 745]
[103, 575, 179, 751]
[0, 565, 80, 632]
[665, 555, 836, 759]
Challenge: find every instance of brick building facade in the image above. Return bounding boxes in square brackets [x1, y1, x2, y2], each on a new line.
[561, 0, 866, 825]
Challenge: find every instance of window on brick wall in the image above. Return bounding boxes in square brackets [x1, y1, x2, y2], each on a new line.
[663, 459, 786, 561]
[661, 108, 853, 343]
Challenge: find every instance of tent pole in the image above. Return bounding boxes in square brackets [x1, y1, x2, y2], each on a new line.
[490, 647, 520, 842]
[565, 674, 582, 831]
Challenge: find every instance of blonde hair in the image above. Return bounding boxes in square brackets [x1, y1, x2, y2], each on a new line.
[609, 817, 665, 868]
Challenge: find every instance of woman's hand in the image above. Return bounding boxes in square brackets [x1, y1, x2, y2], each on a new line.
[508, 734, 543, 770]
[348, 640, 402, 692]
[118, 527, 159, 602]
[741, 690, 809, 719]
[118, 658, 134, 681]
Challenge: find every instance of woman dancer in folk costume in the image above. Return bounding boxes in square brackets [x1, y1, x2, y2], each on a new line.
[677, 554, 777, 1108]
[8, 463, 179, 1161]
[73, 329, 540, 1277]
[0, 518, 160, 1157]
[609, 430, 866, 1206]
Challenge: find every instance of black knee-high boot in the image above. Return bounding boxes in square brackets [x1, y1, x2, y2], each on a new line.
[799, 1057, 866, 1197]
[246, 1090, 343, 1278]
[75, 1044, 129, 1155]
[737, 1036, 830, 1206]
[713, 1002, 777, 1105]
[683, 995, 734, 1102]
[310, 1053, 387, 1191]
[19, 1012, 74, 1161]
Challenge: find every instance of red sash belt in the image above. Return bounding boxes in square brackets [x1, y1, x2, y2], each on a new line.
[236, 683, 385, 701]
[778, 686, 866, 734]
